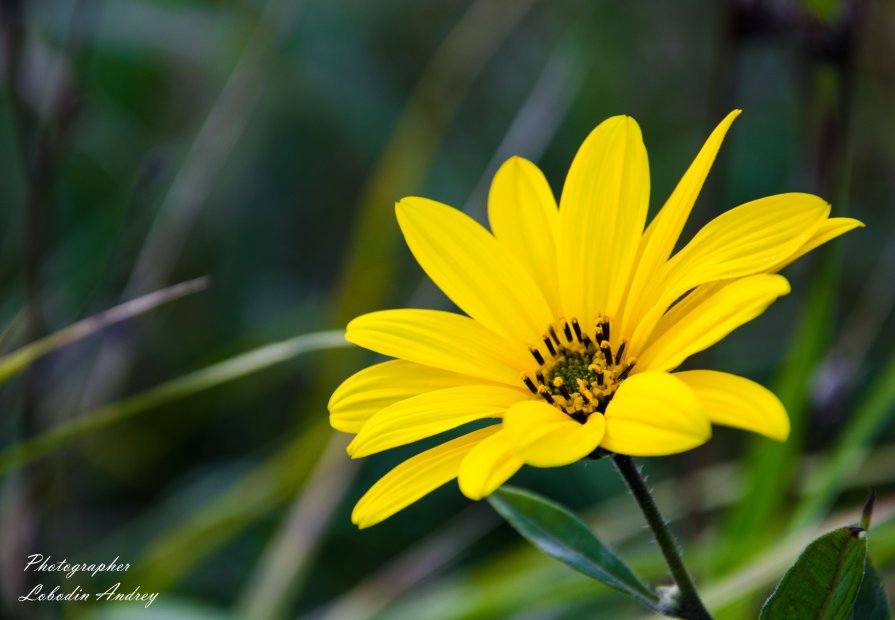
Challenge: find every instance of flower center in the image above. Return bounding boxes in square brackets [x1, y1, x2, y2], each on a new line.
[521, 316, 635, 423]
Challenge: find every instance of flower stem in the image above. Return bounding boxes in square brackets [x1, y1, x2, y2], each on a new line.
[612, 454, 713, 620]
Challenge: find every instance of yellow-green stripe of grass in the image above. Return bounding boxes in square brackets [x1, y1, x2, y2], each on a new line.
[0, 329, 348, 475]
[0, 277, 209, 384]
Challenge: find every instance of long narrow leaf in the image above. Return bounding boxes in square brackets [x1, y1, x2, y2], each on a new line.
[0, 277, 208, 383]
[0, 330, 348, 475]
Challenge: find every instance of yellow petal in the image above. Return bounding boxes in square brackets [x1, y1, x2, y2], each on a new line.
[457, 429, 524, 500]
[396, 197, 553, 345]
[602, 371, 710, 456]
[329, 360, 485, 433]
[619, 110, 740, 339]
[346, 309, 531, 386]
[774, 217, 865, 271]
[488, 157, 561, 313]
[629, 193, 828, 352]
[636, 274, 791, 372]
[665, 193, 828, 286]
[558, 116, 650, 321]
[352, 426, 500, 528]
[674, 370, 789, 441]
[347, 385, 526, 458]
[502, 400, 604, 467]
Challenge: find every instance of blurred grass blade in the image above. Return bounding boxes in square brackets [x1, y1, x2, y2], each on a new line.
[721, 261, 838, 564]
[86, 598, 241, 620]
[759, 526, 867, 620]
[488, 486, 659, 611]
[0, 277, 208, 383]
[850, 558, 892, 619]
[0, 329, 347, 475]
[790, 352, 895, 530]
[131, 421, 333, 591]
[457, 21, 591, 222]
[332, 0, 538, 324]
[236, 433, 354, 619]
[305, 506, 499, 620]
[0, 309, 25, 355]
[77, 0, 307, 416]
[127, 0, 305, 297]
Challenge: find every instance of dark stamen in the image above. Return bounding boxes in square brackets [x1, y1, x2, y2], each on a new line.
[557, 382, 572, 400]
[571, 318, 583, 342]
[524, 318, 626, 418]
[529, 347, 545, 365]
[595, 318, 606, 341]
[617, 361, 635, 381]
[600, 340, 613, 363]
[549, 325, 561, 346]
[522, 375, 538, 394]
[615, 341, 627, 365]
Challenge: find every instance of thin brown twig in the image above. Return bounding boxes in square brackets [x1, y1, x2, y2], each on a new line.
[0, 1, 86, 614]
[0, 277, 210, 381]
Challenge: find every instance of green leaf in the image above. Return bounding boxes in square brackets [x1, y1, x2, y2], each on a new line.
[851, 558, 892, 620]
[760, 526, 867, 620]
[487, 486, 659, 611]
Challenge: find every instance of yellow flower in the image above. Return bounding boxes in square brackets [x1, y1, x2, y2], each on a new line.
[330, 111, 862, 528]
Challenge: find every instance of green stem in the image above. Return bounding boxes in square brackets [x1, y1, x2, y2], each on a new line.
[612, 454, 713, 620]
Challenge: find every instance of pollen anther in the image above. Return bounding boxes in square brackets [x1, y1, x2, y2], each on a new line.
[549, 325, 561, 346]
[529, 347, 545, 365]
[563, 320, 573, 342]
[522, 316, 635, 423]
[522, 374, 538, 394]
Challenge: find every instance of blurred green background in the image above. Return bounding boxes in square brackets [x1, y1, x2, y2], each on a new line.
[1, 0, 893, 618]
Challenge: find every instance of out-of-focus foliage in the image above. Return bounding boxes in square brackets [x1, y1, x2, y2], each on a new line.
[1, 0, 893, 618]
